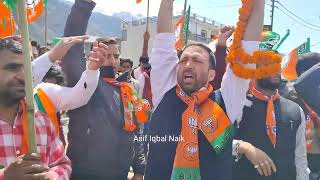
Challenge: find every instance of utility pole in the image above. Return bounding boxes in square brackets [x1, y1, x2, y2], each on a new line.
[270, 0, 275, 31]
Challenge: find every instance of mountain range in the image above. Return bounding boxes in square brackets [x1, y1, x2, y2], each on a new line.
[29, 0, 140, 45]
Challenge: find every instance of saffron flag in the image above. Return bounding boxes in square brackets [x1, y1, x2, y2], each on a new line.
[175, 6, 190, 50]
[1, 0, 17, 11]
[136, 0, 142, 4]
[0, 1, 16, 38]
[26, 0, 46, 23]
[281, 38, 311, 81]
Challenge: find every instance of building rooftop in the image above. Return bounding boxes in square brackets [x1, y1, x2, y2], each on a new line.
[122, 11, 225, 30]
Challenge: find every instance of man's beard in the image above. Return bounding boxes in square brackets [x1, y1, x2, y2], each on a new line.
[177, 70, 208, 96]
[257, 78, 280, 91]
[178, 78, 207, 96]
[0, 90, 25, 106]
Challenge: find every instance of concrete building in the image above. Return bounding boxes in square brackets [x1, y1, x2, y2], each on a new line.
[120, 12, 225, 66]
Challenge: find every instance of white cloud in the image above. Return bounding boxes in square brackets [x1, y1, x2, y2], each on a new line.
[64, 0, 184, 17]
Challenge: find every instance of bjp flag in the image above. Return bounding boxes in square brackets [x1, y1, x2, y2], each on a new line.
[26, 0, 45, 23]
[136, 0, 142, 3]
[0, 1, 16, 38]
[281, 38, 310, 81]
[175, 6, 191, 50]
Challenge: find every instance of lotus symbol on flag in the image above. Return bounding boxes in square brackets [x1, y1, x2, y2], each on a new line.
[27, 0, 40, 9]
[26, 0, 44, 23]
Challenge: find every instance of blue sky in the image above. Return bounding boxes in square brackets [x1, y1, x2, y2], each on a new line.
[65, 0, 320, 54]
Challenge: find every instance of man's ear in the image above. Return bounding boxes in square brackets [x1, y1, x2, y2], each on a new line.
[208, 69, 215, 82]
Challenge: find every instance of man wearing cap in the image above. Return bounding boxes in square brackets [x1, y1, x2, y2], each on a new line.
[0, 35, 105, 179]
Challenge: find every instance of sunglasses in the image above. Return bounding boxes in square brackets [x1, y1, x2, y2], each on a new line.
[0, 37, 23, 54]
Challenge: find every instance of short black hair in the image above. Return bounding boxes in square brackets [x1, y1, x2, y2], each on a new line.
[179, 43, 216, 69]
[43, 66, 65, 86]
[296, 52, 320, 77]
[31, 40, 38, 47]
[93, 37, 120, 51]
[96, 37, 118, 45]
[120, 58, 133, 67]
[139, 56, 149, 64]
[142, 62, 151, 70]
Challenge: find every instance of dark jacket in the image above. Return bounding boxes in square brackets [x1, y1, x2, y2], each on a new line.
[61, 0, 145, 177]
[145, 88, 233, 180]
[234, 95, 302, 180]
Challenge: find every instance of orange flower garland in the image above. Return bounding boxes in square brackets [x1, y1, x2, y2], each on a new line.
[226, 0, 283, 79]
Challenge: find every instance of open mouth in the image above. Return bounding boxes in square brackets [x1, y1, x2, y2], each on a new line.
[184, 75, 193, 80]
[183, 73, 195, 83]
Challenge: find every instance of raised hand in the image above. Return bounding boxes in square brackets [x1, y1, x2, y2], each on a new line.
[48, 35, 89, 63]
[143, 31, 150, 41]
[217, 26, 234, 47]
[87, 42, 112, 70]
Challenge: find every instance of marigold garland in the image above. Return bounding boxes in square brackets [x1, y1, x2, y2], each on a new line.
[227, 0, 283, 79]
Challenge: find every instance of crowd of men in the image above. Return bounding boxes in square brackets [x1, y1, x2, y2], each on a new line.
[0, 0, 319, 179]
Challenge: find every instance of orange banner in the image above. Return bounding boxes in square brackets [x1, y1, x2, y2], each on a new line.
[282, 48, 298, 81]
[27, 0, 44, 23]
[0, 2, 15, 38]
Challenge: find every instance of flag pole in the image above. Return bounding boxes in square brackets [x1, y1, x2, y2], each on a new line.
[178, 0, 187, 49]
[44, 4, 48, 49]
[272, 29, 290, 51]
[146, 0, 150, 31]
[17, 0, 37, 153]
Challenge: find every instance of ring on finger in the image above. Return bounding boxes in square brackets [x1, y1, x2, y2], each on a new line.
[254, 164, 259, 169]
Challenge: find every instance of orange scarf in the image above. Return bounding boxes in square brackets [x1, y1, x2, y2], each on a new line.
[21, 89, 61, 154]
[304, 101, 320, 152]
[34, 89, 60, 136]
[251, 88, 280, 146]
[103, 78, 151, 132]
[172, 85, 233, 180]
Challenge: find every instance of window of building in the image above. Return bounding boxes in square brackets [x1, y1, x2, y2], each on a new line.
[122, 30, 127, 41]
[201, 30, 207, 38]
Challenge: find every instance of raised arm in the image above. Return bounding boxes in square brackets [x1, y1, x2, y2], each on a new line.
[61, 0, 96, 87]
[150, 0, 178, 109]
[32, 53, 54, 86]
[33, 36, 89, 86]
[35, 41, 107, 112]
[210, 26, 234, 89]
[221, 0, 264, 123]
[142, 31, 150, 57]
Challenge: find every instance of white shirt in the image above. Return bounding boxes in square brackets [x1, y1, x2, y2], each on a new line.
[32, 53, 100, 112]
[133, 67, 143, 81]
[137, 74, 145, 96]
[150, 33, 257, 123]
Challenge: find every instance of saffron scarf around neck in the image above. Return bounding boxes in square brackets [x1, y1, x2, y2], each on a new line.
[251, 87, 280, 147]
[103, 78, 151, 132]
[172, 84, 234, 180]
